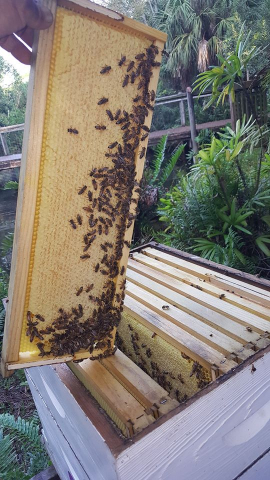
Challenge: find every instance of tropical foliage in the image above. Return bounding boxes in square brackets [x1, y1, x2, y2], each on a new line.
[157, 119, 270, 277]
[134, 136, 185, 243]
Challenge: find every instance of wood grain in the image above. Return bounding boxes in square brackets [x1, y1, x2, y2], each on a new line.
[124, 296, 238, 374]
[116, 350, 270, 480]
[1, 1, 165, 373]
[1, 0, 57, 375]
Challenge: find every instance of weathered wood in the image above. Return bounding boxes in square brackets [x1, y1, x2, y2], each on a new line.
[143, 247, 270, 305]
[124, 295, 238, 374]
[116, 349, 270, 480]
[1, 0, 58, 376]
[69, 359, 155, 437]
[29, 465, 59, 480]
[186, 87, 198, 157]
[148, 119, 230, 146]
[0, 133, 9, 155]
[179, 100, 186, 126]
[100, 350, 178, 417]
[126, 266, 270, 335]
[125, 278, 255, 360]
[130, 253, 270, 321]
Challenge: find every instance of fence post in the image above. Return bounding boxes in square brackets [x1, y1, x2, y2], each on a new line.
[179, 100, 186, 126]
[186, 87, 198, 161]
[0, 133, 9, 156]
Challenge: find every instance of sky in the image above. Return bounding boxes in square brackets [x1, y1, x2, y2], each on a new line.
[0, 48, 30, 86]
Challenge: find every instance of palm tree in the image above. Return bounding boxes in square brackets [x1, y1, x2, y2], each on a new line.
[151, 0, 237, 89]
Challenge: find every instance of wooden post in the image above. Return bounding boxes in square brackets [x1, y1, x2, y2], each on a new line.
[179, 100, 186, 126]
[229, 94, 236, 131]
[186, 87, 198, 161]
[0, 133, 9, 155]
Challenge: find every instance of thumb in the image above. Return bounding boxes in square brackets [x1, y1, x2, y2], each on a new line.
[23, 0, 53, 31]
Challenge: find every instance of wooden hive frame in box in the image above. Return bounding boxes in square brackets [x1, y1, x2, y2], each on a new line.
[69, 240, 270, 434]
[26, 243, 270, 479]
[1, 0, 167, 375]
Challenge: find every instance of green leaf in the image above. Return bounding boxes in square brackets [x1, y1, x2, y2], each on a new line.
[234, 225, 252, 235]
[159, 143, 185, 185]
[3, 181, 19, 191]
[255, 238, 270, 256]
[151, 135, 167, 184]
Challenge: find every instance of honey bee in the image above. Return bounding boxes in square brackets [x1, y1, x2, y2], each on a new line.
[127, 61, 134, 72]
[78, 185, 87, 195]
[35, 314, 45, 322]
[101, 244, 108, 252]
[162, 305, 169, 310]
[95, 125, 106, 130]
[80, 254, 90, 260]
[130, 71, 137, 84]
[83, 206, 93, 214]
[141, 125, 150, 132]
[141, 133, 148, 141]
[68, 128, 79, 134]
[120, 266, 125, 275]
[98, 225, 102, 235]
[114, 109, 121, 121]
[106, 110, 114, 121]
[95, 263, 100, 272]
[122, 75, 129, 87]
[151, 332, 156, 338]
[76, 286, 83, 296]
[37, 342, 47, 357]
[108, 141, 118, 149]
[121, 122, 130, 131]
[118, 55, 126, 66]
[77, 214, 82, 225]
[104, 225, 109, 235]
[162, 49, 169, 57]
[92, 179, 98, 191]
[150, 90, 156, 102]
[151, 61, 161, 67]
[139, 147, 146, 159]
[105, 242, 113, 248]
[100, 270, 109, 275]
[87, 190, 93, 202]
[69, 219, 76, 229]
[100, 65, 111, 74]
[246, 326, 253, 332]
[85, 284, 94, 293]
[98, 97, 109, 105]
[135, 53, 145, 60]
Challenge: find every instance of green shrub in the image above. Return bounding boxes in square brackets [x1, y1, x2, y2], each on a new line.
[157, 119, 270, 277]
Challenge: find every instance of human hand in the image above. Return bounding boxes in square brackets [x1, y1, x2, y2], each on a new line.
[0, 0, 53, 65]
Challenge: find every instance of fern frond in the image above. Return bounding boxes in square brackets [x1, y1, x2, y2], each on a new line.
[0, 430, 17, 477]
[158, 143, 186, 185]
[151, 135, 167, 184]
[0, 414, 40, 447]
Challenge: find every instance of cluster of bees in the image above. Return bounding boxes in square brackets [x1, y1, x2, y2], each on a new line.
[116, 319, 210, 403]
[26, 43, 160, 360]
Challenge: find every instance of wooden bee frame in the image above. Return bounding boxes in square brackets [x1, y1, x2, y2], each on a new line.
[1, 0, 167, 375]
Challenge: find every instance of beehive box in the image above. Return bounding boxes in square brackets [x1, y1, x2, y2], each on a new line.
[26, 243, 270, 480]
[1, 0, 166, 375]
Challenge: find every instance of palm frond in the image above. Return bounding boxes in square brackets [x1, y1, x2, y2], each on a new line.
[151, 135, 167, 183]
[159, 143, 185, 185]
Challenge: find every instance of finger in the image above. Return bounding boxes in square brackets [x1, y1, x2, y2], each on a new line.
[22, 0, 53, 31]
[0, 34, 31, 65]
[16, 26, 34, 48]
